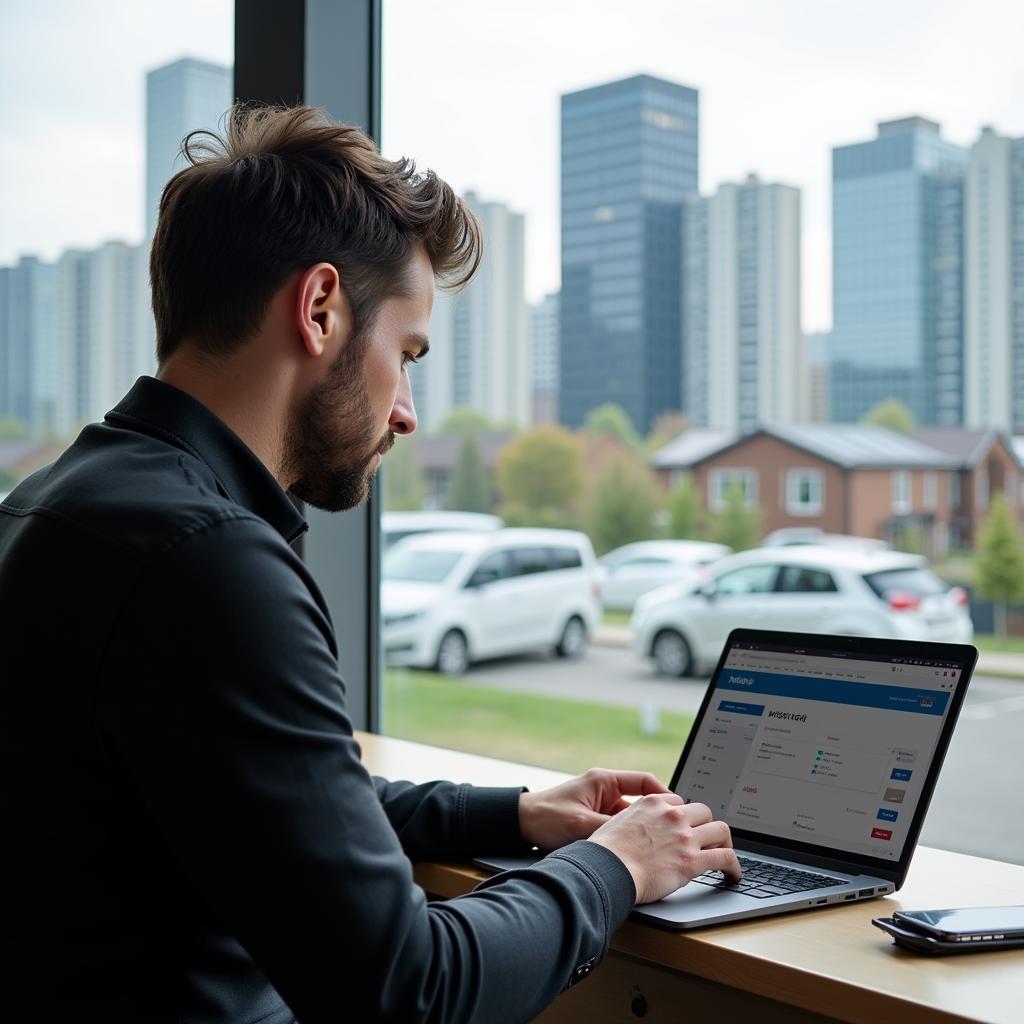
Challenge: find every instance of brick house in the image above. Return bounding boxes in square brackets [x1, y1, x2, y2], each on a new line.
[913, 429, 1022, 549]
[651, 425, 963, 557]
[411, 432, 513, 510]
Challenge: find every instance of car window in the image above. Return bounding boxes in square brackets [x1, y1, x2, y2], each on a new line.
[510, 547, 552, 576]
[471, 550, 513, 582]
[549, 546, 583, 570]
[617, 557, 671, 569]
[383, 548, 464, 583]
[863, 568, 948, 599]
[714, 564, 777, 595]
[777, 566, 838, 593]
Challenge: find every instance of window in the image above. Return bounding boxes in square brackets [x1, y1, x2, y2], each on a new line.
[777, 565, 838, 593]
[549, 546, 583, 570]
[977, 469, 989, 509]
[714, 563, 777, 595]
[709, 468, 759, 511]
[923, 471, 938, 510]
[469, 550, 513, 584]
[786, 469, 824, 516]
[510, 547, 550, 576]
[950, 473, 962, 508]
[891, 470, 912, 515]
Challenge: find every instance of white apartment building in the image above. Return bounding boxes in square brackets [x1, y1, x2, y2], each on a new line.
[684, 175, 803, 433]
[411, 192, 529, 431]
[963, 126, 1024, 432]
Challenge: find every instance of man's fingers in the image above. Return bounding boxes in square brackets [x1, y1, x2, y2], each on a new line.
[680, 801, 713, 826]
[692, 819, 733, 849]
[603, 771, 671, 796]
[697, 847, 743, 882]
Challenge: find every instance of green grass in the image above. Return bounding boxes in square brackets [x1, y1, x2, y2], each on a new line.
[973, 633, 1024, 655]
[382, 669, 693, 779]
[602, 610, 632, 627]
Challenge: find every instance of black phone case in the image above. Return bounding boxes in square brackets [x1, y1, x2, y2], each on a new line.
[872, 916, 1024, 955]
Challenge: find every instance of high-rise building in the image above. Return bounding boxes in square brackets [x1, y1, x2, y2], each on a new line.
[683, 175, 803, 432]
[559, 74, 699, 434]
[805, 331, 832, 423]
[57, 242, 150, 431]
[963, 127, 1024, 432]
[410, 192, 529, 432]
[529, 292, 560, 425]
[830, 117, 966, 426]
[145, 58, 233, 240]
[0, 257, 60, 436]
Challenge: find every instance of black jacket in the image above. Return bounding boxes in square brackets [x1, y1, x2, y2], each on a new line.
[0, 377, 635, 1023]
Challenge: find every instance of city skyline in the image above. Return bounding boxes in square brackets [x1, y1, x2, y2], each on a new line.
[4, 0, 1024, 333]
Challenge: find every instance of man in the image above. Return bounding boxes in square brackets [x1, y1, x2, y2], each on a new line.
[0, 104, 739, 1023]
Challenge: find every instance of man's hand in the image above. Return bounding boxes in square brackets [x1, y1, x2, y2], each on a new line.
[518, 768, 670, 851]
[589, 794, 741, 904]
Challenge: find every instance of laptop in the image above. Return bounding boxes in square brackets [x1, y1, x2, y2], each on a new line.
[476, 628, 976, 929]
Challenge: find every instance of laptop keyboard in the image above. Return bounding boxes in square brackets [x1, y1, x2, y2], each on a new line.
[691, 855, 846, 899]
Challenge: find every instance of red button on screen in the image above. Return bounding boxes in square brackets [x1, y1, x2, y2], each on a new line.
[871, 827, 893, 840]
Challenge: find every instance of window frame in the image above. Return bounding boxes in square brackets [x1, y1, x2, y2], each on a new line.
[708, 467, 759, 511]
[785, 468, 824, 517]
[891, 469, 912, 516]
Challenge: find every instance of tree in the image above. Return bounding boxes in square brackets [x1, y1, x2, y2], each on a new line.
[974, 492, 1024, 638]
[496, 426, 583, 528]
[862, 399, 915, 435]
[380, 438, 425, 511]
[666, 475, 705, 540]
[644, 411, 688, 456]
[437, 408, 515, 437]
[0, 417, 29, 440]
[585, 451, 661, 555]
[582, 403, 641, 451]
[445, 436, 492, 513]
[711, 483, 761, 552]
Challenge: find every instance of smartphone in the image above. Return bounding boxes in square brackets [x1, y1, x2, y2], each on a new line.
[892, 906, 1024, 943]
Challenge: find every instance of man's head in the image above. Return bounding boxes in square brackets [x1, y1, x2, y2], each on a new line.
[150, 103, 481, 510]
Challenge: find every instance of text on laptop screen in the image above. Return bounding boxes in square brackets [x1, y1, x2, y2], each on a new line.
[673, 642, 963, 861]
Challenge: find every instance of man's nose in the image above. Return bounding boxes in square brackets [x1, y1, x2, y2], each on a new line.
[389, 373, 417, 435]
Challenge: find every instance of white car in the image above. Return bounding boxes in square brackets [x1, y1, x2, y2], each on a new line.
[597, 540, 731, 611]
[381, 510, 503, 551]
[760, 527, 889, 552]
[631, 545, 973, 678]
[382, 528, 602, 675]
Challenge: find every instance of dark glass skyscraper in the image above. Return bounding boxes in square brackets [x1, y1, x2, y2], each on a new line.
[830, 117, 966, 426]
[559, 75, 699, 434]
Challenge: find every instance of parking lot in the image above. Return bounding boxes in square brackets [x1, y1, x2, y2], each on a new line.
[422, 642, 1024, 866]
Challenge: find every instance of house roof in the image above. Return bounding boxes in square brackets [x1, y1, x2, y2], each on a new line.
[651, 424, 960, 471]
[411, 432, 513, 473]
[912, 428, 1007, 468]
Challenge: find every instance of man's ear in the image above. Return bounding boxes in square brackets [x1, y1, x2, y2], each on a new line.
[295, 263, 353, 358]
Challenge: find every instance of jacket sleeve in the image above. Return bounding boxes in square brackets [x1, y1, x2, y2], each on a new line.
[370, 775, 531, 860]
[99, 516, 636, 1024]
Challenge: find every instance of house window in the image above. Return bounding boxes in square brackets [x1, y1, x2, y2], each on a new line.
[950, 473, 961, 508]
[709, 468, 759, 511]
[923, 471, 937, 510]
[786, 469, 823, 516]
[977, 469, 989, 509]
[891, 471, 912, 515]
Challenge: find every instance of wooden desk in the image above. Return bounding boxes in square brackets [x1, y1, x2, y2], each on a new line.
[358, 732, 1024, 1024]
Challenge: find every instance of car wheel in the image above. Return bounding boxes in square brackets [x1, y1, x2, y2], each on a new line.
[652, 629, 692, 678]
[436, 630, 470, 676]
[555, 615, 588, 659]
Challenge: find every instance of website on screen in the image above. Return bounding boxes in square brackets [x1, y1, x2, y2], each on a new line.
[674, 644, 963, 861]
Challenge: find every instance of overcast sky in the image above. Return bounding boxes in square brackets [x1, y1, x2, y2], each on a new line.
[2, 0, 1023, 332]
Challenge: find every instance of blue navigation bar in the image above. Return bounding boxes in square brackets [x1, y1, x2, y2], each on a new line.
[717, 670, 949, 716]
[717, 701, 765, 716]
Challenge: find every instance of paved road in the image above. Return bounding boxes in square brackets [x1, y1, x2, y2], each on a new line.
[454, 647, 1024, 865]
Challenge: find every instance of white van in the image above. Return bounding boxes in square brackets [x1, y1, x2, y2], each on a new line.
[382, 528, 602, 675]
[381, 510, 503, 551]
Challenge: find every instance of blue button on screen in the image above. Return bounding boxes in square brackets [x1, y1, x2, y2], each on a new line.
[891, 768, 912, 781]
[877, 808, 899, 822]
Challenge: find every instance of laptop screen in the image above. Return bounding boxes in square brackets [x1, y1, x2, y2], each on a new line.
[672, 635, 970, 864]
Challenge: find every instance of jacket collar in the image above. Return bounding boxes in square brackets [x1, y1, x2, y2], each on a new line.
[106, 376, 308, 544]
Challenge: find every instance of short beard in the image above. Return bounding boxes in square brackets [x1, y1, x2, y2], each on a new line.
[285, 334, 395, 513]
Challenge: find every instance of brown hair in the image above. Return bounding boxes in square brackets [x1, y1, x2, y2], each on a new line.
[150, 103, 482, 363]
